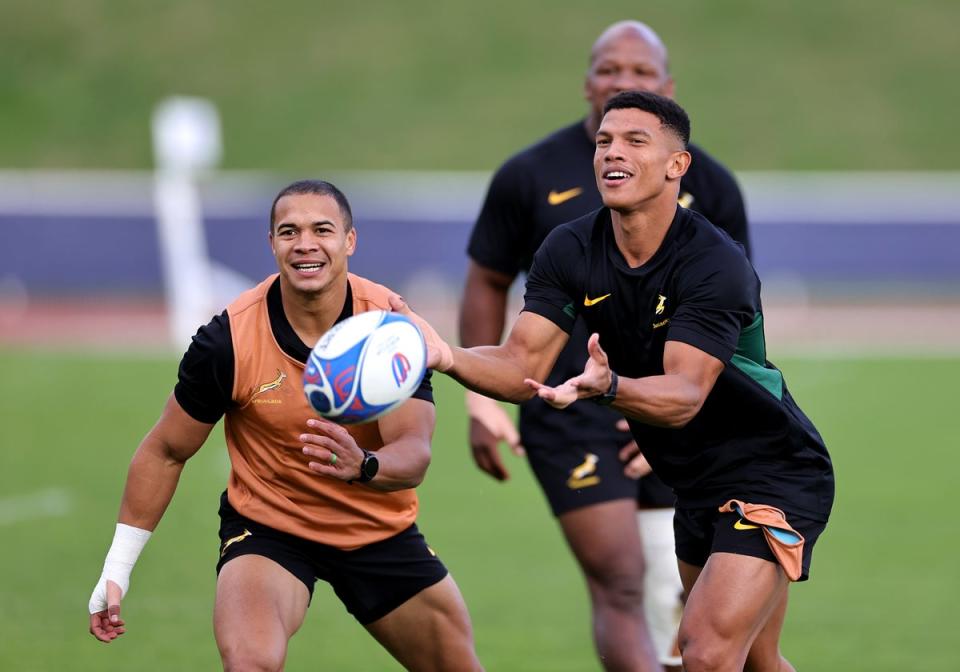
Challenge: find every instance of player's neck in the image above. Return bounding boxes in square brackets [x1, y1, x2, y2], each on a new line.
[278, 276, 349, 347]
[583, 115, 601, 141]
[609, 198, 677, 268]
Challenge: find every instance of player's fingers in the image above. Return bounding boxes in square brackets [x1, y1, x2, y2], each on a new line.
[387, 293, 410, 314]
[624, 452, 653, 479]
[472, 444, 509, 481]
[105, 580, 123, 624]
[90, 612, 113, 642]
[619, 441, 640, 461]
[615, 418, 630, 432]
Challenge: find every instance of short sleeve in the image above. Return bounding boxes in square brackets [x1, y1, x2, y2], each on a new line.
[521, 226, 582, 333]
[173, 311, 235, 423]
[666, 247, 758, 363]
[467, 157, 535, 276]
[410, 369, 434, 404]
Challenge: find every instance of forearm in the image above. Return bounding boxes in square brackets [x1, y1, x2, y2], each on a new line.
[448, 345, 537, 403]
[117, 436, 187, 531]
[363, 438, 432, 491]
[611, 373, 706, 429]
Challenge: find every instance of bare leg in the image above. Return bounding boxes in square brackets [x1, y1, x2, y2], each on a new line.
[214, 554, 310, 672]
[364, 574, 482, 672]
[677, 553, 792, 672]
[559, 499, 663, 671]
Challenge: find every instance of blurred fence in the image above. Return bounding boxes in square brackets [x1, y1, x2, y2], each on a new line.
[1, 170, 959, 352]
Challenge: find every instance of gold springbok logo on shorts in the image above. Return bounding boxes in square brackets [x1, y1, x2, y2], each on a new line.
[220, 529, 252, 557]
[567, 453, 600, 489]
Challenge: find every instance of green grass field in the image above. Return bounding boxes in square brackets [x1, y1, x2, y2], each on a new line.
[3, 0, 959, 171]
[1, 350, 958, 670]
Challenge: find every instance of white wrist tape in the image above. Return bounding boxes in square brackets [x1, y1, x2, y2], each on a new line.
[88, 523, 152, 614]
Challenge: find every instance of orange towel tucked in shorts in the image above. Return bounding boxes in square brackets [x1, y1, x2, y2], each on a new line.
[719, 499, 805, 581]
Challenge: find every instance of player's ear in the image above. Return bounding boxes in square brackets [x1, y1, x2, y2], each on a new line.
[345, 226, 357, 257]
[662, 76, 676, 99]
[667, 150, 691, 180]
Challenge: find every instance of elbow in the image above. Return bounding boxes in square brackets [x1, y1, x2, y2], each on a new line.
[661, 398, 705, 429]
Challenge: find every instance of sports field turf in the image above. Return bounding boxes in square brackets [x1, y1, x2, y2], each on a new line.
[1, 350, 957, 670]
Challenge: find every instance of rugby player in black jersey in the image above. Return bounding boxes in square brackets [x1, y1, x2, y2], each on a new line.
[399, 91, 833, 672]
[461, 20, 749, 671]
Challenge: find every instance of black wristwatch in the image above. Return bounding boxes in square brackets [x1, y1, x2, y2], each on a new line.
[591, 371, 619, 406]
[351, 449, 379, 484]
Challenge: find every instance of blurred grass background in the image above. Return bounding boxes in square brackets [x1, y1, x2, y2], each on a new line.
[2, 0, 958, 171]
[1, 353, 958, 670]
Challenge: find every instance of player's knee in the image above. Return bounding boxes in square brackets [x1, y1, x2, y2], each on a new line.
[678, 622, 739, 672]
[587, 569, 645, 612]
[219, 640, 286, 672]
[679, 636, 733, 672]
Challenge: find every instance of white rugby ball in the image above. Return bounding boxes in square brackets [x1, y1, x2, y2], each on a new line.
[303, 310, 427, 425]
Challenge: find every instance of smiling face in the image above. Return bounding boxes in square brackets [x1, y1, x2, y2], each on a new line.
[584, 24, 675, 130]
[594, 107, 690, 213]
[269, 193, 356, 297]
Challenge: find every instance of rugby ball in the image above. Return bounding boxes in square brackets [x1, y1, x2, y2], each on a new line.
[303, 310, 427, 425]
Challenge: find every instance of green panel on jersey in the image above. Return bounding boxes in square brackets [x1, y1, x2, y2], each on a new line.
[562, 302, 576, 319]
[731, 314, 784, 399]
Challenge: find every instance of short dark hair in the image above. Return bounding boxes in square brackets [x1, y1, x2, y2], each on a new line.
[269, 179, 354, 232]
[603, 91, 690, 147]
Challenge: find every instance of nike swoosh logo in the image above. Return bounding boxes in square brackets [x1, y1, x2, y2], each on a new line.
[734, 519, 759, 531]
[548, 187, 583, 206]
[583, 293, 611, 307]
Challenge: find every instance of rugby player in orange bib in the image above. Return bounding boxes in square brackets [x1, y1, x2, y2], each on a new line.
[88, 180, 482, 671]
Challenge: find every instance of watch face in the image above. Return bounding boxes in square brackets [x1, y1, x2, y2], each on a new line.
[361, 452, 379, 481]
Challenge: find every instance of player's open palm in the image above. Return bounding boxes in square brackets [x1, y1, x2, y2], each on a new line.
[88, 579, 125, 643]
[527, 333, 613, 408]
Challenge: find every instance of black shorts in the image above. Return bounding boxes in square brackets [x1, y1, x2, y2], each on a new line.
[673, 505, 828, 581]
[216, 493, 448, 624]
[525, 439, 675, 516]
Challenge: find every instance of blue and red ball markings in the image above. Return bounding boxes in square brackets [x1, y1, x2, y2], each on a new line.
[392, 352, 411, 386]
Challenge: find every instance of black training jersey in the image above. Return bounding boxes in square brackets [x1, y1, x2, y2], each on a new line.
[524, 206, 834, 518]
[174, 277, 434, 424]
[468, 120, 750, 447]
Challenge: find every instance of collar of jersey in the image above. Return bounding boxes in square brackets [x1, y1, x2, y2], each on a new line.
[267, 276, 354, 363]
[600, 206, 687, 275]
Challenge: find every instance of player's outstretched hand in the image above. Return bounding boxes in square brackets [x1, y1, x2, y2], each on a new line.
[387, 295, 454, 372]
[89, 579, 125, 643]
[466, 391, 524, 481]
[526, 333, 614, 408]
[301, 418, 365, 482]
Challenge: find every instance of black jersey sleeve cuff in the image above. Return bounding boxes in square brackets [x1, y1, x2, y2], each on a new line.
[173, 385, 225, 425]
[410, 369, 435, 404]
[666, 325, 736, 364]
[522, 300, 576, 334]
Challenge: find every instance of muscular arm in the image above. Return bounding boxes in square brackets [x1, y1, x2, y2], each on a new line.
[459, 261, 515, 347]
[612, 341, 725, 428]
[301, 397, 436, 491]
[366, 398, 435, 490]
[118, 394, 215, 529]
[449, 311, 569, 403]
[531, 336, 724, 429]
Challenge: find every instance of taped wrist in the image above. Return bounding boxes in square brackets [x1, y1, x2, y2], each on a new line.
[88, 523, 152, 614]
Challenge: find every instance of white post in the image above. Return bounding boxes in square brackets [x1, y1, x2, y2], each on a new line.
[151, 97, 222, 349]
